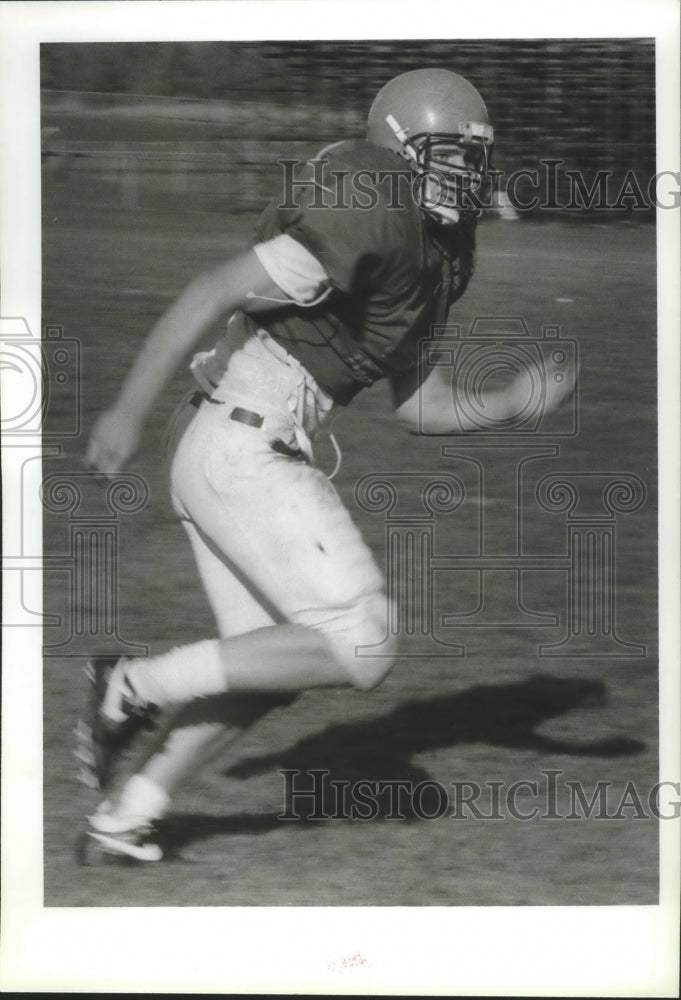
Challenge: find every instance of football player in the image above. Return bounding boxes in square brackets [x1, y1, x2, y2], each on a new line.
[77, 68, 574, 861]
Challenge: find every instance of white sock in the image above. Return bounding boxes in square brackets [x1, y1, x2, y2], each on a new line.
[125, 639, 227, 708]
[91, 775, 170, 831]
[117, 774, 170, 822]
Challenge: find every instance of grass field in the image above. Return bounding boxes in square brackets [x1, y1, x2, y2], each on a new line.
[41, 169, 658, 908]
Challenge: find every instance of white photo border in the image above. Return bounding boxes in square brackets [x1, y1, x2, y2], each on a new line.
[1, 1, 679, 994]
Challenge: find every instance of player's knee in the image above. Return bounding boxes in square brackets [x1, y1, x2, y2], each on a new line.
[345, 648, 397, 691]
[334, 594, 399, 692]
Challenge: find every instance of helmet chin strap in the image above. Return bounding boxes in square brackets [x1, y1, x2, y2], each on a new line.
[427, 206, 462, 226]
[417, 172, 481, 225]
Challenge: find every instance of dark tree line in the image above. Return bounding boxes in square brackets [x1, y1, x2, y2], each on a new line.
[41, 40, 656, 209]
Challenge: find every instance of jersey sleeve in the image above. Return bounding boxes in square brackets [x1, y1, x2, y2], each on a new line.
[253, 234, 330, 304]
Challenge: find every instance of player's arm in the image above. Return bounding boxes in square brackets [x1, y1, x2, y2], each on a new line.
[390, 354, 576, 434]
[86, 249, 293, 475]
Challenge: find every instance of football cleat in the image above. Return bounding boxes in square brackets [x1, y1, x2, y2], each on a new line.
[77, 804, 163, 864]
[74, 656, 155, 791]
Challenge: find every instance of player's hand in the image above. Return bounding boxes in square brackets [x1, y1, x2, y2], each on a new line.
[85, 405, 143, 476]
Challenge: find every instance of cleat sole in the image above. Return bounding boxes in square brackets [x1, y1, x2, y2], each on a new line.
[85, 830, 163, 862]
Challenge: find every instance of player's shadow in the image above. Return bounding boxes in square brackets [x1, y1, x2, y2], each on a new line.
[161, 675, 647, 854]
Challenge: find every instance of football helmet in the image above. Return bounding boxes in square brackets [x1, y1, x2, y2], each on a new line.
[367, 68, 494, 223]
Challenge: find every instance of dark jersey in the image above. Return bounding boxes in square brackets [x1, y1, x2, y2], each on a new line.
[247, 140, 475, 404]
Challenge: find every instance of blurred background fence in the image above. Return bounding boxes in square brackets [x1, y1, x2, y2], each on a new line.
[41, 39, 656, 217]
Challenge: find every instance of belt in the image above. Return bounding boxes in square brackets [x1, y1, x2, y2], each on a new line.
[189, 390, 263, 427]
[189, 390, 305, 460]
